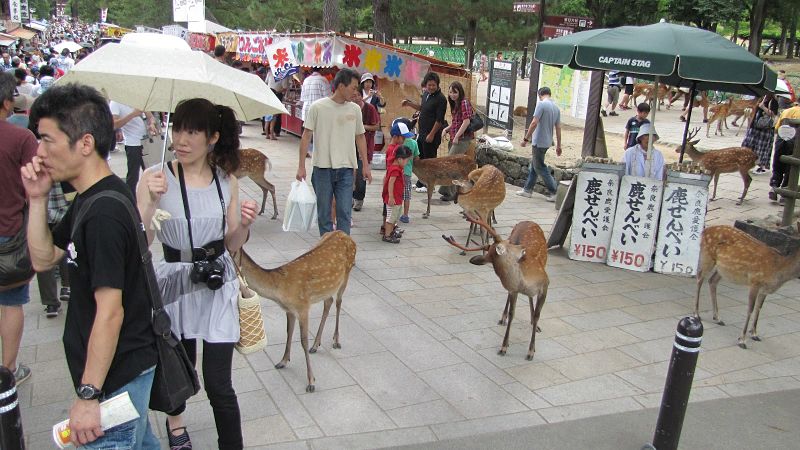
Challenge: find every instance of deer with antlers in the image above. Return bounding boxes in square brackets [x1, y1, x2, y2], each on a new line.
[676, 127, 757, 205]
[412, 142, 477, 218]
[453, 164, 506, 251]
[235, 231, 356, 392]
[694, 223, 800, 348]
[443, 215, 548, 360]
[233, 148, 278, 219]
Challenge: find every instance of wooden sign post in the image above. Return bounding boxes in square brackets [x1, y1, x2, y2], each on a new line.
[607, 176, 664, 272]
[654, 170, 711, 277]
[568, 163, 625, 263]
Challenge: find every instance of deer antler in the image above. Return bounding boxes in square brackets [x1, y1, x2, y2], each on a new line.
[687, 126, 702, 141]
[442, 235, 489, 252]
[463, 212, 502, 243]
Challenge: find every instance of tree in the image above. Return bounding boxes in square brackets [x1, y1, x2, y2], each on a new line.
[748, 0, 767, 55]
[323, 0, 340, 31]
[665, 0, 743, 31]
[373, 0, 392, 44]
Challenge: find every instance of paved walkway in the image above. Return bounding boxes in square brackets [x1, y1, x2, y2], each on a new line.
[19, 122, 799, 449]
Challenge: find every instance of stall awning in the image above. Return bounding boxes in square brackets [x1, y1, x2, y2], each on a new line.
[9, 28, 37, 40]
[27, 22, 47, 32]
[0, 33, 18, 47]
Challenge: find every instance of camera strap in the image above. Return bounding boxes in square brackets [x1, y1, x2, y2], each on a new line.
[176, 162, 226, 260]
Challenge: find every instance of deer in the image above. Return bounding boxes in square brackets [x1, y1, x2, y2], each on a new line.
[633, 82, 672, 109]
[676, 127, 757, 205]
[234, 230, 356, 392]
[729, 98, 759, 129]
[443, 215, 548, 360]
[412, 142, 477, 218]
[694, 223, 800, 349]
[233, 148, 278, 219]
[706, 99, 734, 137]
[452, 164, 506, 252]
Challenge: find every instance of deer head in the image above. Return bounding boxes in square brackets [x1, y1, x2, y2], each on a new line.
[676, 127, 701, 154]
[442, 213, 526, 266]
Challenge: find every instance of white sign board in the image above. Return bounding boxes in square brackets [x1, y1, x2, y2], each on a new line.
[569, 171, 620, 263]
[162, 25, 189, 41]
[187, 0, 205, 22]
[9, 0, 22, 22]
[654, 182, 708, 276]
[607, 176, 663, 272]
[173, 0, 188, 22]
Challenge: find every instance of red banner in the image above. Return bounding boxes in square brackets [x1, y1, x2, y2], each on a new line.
[187, 33, 215, 52]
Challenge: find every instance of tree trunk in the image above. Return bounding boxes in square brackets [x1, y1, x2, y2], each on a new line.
[748, 0, 766, 56]
[779, 21, 787, 55]
[731, 21, 739, 42]
[373, 0, 392, 44]
[788, 9, 797, 60]
[465, 18, 477, 70]
[323, 0, 339, 32]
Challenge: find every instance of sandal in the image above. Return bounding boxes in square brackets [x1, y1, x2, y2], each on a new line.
[382, 234, 400, 244]
[166, 419, 193, 450]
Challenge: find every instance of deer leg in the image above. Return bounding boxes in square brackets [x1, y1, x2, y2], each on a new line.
[708, 271, 725, 325]
[461, 223, 475, 256]
[310, 297, 333, 353]
[749, 292, 767, 341]
[332, 287, 344, 349]
[527, 289, 547, 361]
[491, 210, 497, 225]
[423, 188, 433, 219]
[739, 286, 760, 349]
[275, 312, 296, 369]
[267, 180, 278, 220]
[710, 173, 720, 201]
[499, 293, 517, 356]
[498, 295, 511, 325]
[736, 169, 752, 206]
[528, 295, 542, 332]
[298, 310, 316, 392]
[694, 266, 707, 319]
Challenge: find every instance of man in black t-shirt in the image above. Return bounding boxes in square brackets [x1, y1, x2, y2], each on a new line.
[22, 84, 158, 449]
[623, 102, 651, 150]
[402, 72, 447, 191]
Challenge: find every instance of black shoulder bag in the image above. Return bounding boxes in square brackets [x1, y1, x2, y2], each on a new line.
[71, 190, 200, 413]
[0, 206, 35, 291]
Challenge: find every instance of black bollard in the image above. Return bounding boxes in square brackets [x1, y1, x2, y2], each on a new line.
[0, 366, 24, 449]
[643, 316, 703, 450]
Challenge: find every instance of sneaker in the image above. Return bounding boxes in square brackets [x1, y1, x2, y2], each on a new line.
[166, 419, 192, 450]
[45, 304, 61, 318]
[515, 190, 532, 198]
[769, 190, 778, 201]
[755, 167, 767, 174]
[353, 200, 363, 211]
[400, 215, 410, 223]
[544, 193, 557, 202]
[600, 110, 607, 117]
[415, 186, 427, 193]
[59, 287, 70, 302]
[394, 227, 405, 236]
[609, 111, 619, 116]
[13, 364, 31, 386]
[382, 234, 400, 244]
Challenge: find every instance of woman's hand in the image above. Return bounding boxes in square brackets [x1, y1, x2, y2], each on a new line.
[240, 200, 258, 228]
[143, 170, 167, 204]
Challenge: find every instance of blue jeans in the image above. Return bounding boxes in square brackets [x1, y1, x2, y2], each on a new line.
[84, 366, 159, 450]
[311, 167, 354, 235]
[522, 146, 558, 195]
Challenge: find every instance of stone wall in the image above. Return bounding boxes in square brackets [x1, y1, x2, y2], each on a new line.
[475, 144, 576, 194]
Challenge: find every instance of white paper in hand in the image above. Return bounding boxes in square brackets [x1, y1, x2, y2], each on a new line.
[282, 180, 318, 232]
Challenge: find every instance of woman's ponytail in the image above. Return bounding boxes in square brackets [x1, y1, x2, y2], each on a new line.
[210, 104, 240, 174]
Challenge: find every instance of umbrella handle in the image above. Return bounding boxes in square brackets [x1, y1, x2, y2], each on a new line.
[160, 111, 171, 172]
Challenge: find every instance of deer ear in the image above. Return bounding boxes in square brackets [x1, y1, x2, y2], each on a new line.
[517, 249, 526, 262]
[690, 139, 700, 146]
[496, 244, 507, 255]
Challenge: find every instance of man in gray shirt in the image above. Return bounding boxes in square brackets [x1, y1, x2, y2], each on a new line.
[517, 87, 561, 201]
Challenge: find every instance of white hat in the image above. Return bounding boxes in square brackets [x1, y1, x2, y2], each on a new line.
[13, 92, 33, 112]
[637, 122, 659, 142]
[360, 72, 374, 84]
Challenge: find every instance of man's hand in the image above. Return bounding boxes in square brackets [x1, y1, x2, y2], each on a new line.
[425, 133, 434, 143]
[556, 145, 563, 157]
[20, 156, 54, 200]
[69, 399, 103, 446]
[296, 166, 307, 181]
[362, 165, 373, 184]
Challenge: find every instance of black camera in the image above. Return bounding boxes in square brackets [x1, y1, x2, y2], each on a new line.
[190, 258, 225, 291]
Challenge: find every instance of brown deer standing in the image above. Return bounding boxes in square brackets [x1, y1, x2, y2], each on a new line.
[453, 164, 506, 251]
[234, 148, 278, 219]
[412, 142, 477, 218]
[706, 99, 733, 137]
[443, 215, 548, 360]
[235, 231, 356, 392]
[676, 127, 757, 205]
[633, 83, 672, 109]
[729, 98, 759, 129]
[694, 224, 800, 348]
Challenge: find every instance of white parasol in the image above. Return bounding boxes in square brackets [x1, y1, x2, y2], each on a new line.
[53, 41, 83, 53]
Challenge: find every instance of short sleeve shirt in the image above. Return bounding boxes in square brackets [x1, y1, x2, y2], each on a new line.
[361, 102, 380, 159]
[382, 164, 404, 205]
[448, 99, 474, 140]
[305, 97, 365, 169]
[418, 90, 447, 135]
[0, 120, 38, 235]
[531, 99, 561, 148]
[402, 138, 420, 176]
[624, 117, 650, 148]
[109, 101, 146, 146]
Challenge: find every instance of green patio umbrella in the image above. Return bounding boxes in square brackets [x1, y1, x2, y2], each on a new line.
[534, 21, 777, 165]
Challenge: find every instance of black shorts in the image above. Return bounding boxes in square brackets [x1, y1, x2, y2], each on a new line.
[624, 84, 634, 95]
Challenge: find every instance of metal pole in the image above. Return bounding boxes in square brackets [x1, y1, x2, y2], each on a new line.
[644, 76, 660, 177]
[643, 316, 703, 450]
[0, 367, 24, 450]
[678, 82, 698, 164]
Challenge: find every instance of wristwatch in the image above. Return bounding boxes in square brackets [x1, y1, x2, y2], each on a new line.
[76, 384, 103, 401]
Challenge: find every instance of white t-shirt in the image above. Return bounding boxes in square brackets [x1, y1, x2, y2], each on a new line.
[109, 101, 146, 146]
[304, 97, 365, 169]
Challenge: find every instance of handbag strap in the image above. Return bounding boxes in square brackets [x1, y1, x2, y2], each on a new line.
[70, 190, 170, 332]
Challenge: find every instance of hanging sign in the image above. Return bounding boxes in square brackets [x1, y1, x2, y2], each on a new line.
[265, 39, 299, 81]
[569, 170, 620, 263]
[187, 32, 214, 52]
[237, 33, 272, 63]
[486, 60, 516, 132]
[333, 36, 430, 86]
[9, 0, 22, 22]
[291, 37, 334, 66]
[654, 179, 708, 277]
[216, 32, 239, 53]
[162, 25, 189, 41]
[607, 176, 663, 272]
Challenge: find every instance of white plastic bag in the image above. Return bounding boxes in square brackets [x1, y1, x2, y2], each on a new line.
[282, 180, 318, 232]
[371, 152, 386, 170]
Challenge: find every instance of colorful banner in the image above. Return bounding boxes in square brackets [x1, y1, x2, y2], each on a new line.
[332, 37, 429, 86]
[265, 39, 299, 81]
[187, 32, 215, 52]
[162, 25, 189, 41]
[289, 37, 334, 66]
[216, 32, 239, 53]
[237, 33, 273, 63]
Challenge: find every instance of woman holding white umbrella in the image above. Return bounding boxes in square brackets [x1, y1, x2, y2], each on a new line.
[138, 98, 258, 450]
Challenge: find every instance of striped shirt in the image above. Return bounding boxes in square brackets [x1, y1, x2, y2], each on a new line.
[300, 73, 332, 121]
[608, 71, 622, 87]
